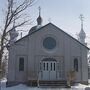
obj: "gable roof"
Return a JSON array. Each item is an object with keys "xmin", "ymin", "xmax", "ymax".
[{"xmin": 15, "ymin": 23, "xmax": 90, "ymax": 50}]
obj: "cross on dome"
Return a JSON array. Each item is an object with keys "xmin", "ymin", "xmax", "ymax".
[
  {"xmin": 78, "ymin": 14, "xmax": 86, "ymax": 45},
  {"xmin": 38, "ymin": 6, "xmax": 41, "ymax": 16},
  {"xmin": 37, "ymin": 6, "xmax": 42, "ymax": 25},
  {"xmin": 79, "ymin": 14, "xmax": 84, "ymax": 30}
]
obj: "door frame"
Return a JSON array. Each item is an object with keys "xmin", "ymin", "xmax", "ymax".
[
  {"xmin": 15, "ymin": 55, "xmax": 28, "ymax": 82},
  {"xmin": 39, "ymin": 58, "xmax": 57, "ymax": 80}
]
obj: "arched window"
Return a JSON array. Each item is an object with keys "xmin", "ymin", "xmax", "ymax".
[
  {"xmin": 19, "ymin": 57, "xmax": 24, "ymax": 71},
  {"xmin": 74, "ymin": 58, "xmax": 78, "ymax": 72}
]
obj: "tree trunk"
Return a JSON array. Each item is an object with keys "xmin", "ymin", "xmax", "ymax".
[{"xmin": 0, "ymin": 35, "xmax": 4, "ymax": 69}]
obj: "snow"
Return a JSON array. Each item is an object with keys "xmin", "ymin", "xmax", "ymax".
[{"xmin": 1, "ymin": 79, "xmax": 90, "ymax": 90}]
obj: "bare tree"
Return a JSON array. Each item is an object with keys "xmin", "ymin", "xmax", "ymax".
[
  {"xmin": 67, "ymin": 70, "xmax": 76, "ymax": 87},
  {"xmin": 0, "ymin": 0, "xmax": 36, "ymax": 71}
]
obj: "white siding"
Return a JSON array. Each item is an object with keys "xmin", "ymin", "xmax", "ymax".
[{"xmin": 7, "ymin": 23, "xmax": 89, "ymax": 83}]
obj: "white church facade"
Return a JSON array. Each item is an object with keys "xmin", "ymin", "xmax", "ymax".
[{"xmin": 7, "ymin": 12, "xmax": 89, "ymax": 86}]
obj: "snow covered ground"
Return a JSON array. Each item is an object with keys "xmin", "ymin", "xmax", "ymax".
[{"xmin": 1, "ymin": 79, "xmax": 90, "ymax": 90}]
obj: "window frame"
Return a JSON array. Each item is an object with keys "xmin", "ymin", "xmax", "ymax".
[
  {"xmin": 19, "ymin": 57, "xmax": 24, "ymax": 71},
  {"xmin": 43, "ymin": 37, "xmax": 56, "ymax": 50},
  {"xmin": 74, "ymin": 58, "xmax": 78, "ymax": 72}
]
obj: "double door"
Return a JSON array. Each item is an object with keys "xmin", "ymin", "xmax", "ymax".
[{"xmin": 41, "ymin": 61, "xmax": 57, "ymax": 80}]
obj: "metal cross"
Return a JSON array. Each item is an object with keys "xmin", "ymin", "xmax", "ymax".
[
  {"xmin": 38, "ymin": 6, "xmax": 41, "ymax": 15},
  {"xmin": 79, "ymin": 14, "xmax": 84, "ymax": 29},
  {"xmin": 79, "ymin": 14, "xmax": 84, "ymax": 23}
]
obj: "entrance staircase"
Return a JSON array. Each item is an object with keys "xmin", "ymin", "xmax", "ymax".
[{"xmin": 38, "ymin": 80, "xmax": 67, "ymax": 87}]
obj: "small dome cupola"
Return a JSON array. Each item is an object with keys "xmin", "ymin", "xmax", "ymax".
[
  {"xmin": 37, "ymin": 6, "xmax": 42, "ymax": 26},
  {"xmin": 9, "ymin": 18, "xmax": 18, "ymax": 45},
  {"xmin": 79, "ymin": 29, "xmax": 86, "ymax": 39},
  {"xmin": 29, "ymin": 6, "xmax": 43, "ymax": 34},
  {"xmin": 78, "ymin": 14, "xmax": 86, "ymax": 45}
]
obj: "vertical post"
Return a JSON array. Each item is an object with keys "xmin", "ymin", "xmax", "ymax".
[
  {"xmin": 79, "ymin": 14, "xmax": 84, "ymax": 30},
  {"xmin": 37, "ymin": 71, "xmax": 39, "ymax": 88},
  {"xmin": 38, "ymin": 6, "xmax": 41, "ymax": 16}
]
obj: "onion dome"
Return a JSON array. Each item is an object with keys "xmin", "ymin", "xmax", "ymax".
[
  {"xmin": 29, "ymin": 7, "xmax": 43, "ymax": 34},
  {"xmin": 79, "ymin": 29, "xmax": 86, "ymax": 39},
  {"xmin": 37, "ymin": 14, "xmax": 42, "ymax": 25}
]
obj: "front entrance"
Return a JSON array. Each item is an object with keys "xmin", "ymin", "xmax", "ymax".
[{"xmin": 40, "ymin": 58, "xmax": 57, "ymax": 80}]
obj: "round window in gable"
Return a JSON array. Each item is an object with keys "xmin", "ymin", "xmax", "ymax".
[{"xmin": 43, "ymin": 37, "xmax": 56, "ymax": 50}]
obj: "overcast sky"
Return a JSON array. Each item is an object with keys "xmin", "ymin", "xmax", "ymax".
[{"xmin": 0, "ymin": 0, "xmax": 90, "ymax": 46}]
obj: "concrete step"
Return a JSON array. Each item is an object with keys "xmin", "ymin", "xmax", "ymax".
[{"xmin": 39, "ymin": 80, "xmax": 67, "ymax": 87}]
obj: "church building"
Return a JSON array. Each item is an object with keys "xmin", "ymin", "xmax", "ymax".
[{"xmin": 7, "ymin": 9, "xmax": 89, "ymax": 86}]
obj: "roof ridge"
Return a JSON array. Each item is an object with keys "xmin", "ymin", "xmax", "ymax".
[{"xmin": 15, "ymin": 22, "xmax": 90, "ymax": 50}]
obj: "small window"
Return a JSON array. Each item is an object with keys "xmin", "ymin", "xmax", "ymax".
[
  {"xmin": 19, "ymin": 57, "xmax": 24, "ymax": 71},
  {"xmin": 74, "ymin": 58, "xmax": 78, "ymax": 72},
  {"xmin": 51, "ymin": 63, "xmax": 52, "ymax": 71},
  {"xmin": 47, "ymin": 63, "xmax": 48, "ymax": 70},
  {"xmin": 43, "ymin": 63, "xmax": 45, "ymax": 70},
  {"xmin": 54, "ymin": 63, "xmax": 55, "ymax": 71}
]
